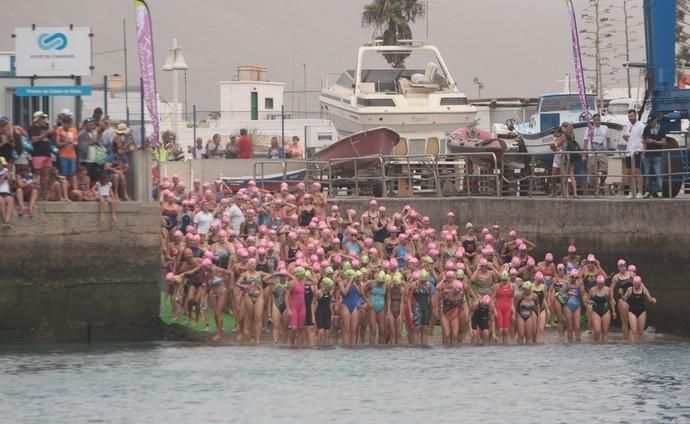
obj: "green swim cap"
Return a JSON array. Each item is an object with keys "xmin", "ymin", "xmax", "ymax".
[
  {"xmin": 294, "ymin": 267, "xmax": 306, "ymax": 276},
  {"xmin": 523, "ymin": 281, "xmax": 533, "ymax": 291},
  {"xmin": 343, "ymin": 269, "xmax": 356, "ymax": 278},
  {"xmin": 420, "ymin": 270, "xmax": 430, "ymax": 280},
  {"xmin": 343, "ymin": 261, "xmax": 352, "ymax": 270},
  {"xmin": 305, "ymin": 270, "xmax": 312, "ymax": 279},
  {"xmin": 422, "ymin": 256, "xmax": 434, "ymax": 265},
  {"xmin": 359, "ymin": 267, "xmax": 368, "ymax": 275},
  {"xmin": 361, "ymin": 255, "xmax": 370, "ymax": 265},
  {"xmin": 354, "ymin": 270, "xmax": 362, "ymax": 279},
  {"xmin": 501, "ymin": 270, "xmax": 509, "ymax": 281},
  {"xmin": 324, "ymin": 266, "xmax": 334, "ymax": 275},
  {"xmin": 376, "ymin": 271, "xmax": 387, "ymax": 282},
  {"xmin": 385, "ymin": 274, "xmax": 392, "ymax": 283},
  {"xmin": 321, "ymin": 277, "xmax": 334, "ymax": 289},
  {"xmin": 456, "ymin": 270, "xmax": 465, "ymax": 279},
  {"xmin": 392, "ymin": 274, "xmax": 403, "ymax": 285}
]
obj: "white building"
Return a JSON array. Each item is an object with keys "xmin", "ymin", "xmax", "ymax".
[{"xmin": 170, "ymin": 65, "xmax": 337, "ymax": 156}]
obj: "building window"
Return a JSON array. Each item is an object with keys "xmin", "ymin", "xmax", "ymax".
[{"xmin": 265, "ymin": 97, "xmax": 274, "ymax": 110}]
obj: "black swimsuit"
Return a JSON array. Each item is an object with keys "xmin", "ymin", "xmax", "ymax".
[
  {"xmin": 628, "ymin": 290, "xmax": 646, "ymax": 317},
  {"xmin": 315, "ymin": 292, "xmax": 332, "ymax": 330}
]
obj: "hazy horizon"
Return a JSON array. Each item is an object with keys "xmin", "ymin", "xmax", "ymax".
[{"xmin": 0, "ymin": 0, "xmax": 645, "ymax": 112}]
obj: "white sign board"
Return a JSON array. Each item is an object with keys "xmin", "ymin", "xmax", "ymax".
[{"xmin": 15, "ymin": 27, "xmax": 92, "ymax": 77}]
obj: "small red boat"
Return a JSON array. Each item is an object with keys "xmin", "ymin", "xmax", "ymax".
[
  {"xmin": 446, "ymin": 127, "xmax": 507, "ymax": 160},
  {"xmin": 314, "ymin": 127, "xmax": 400, "ymax": 174}
]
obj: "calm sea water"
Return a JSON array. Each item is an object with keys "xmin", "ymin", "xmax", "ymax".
[{"xmin": 1, "ymin": 341, "xmax": 689, "ymax": 424}]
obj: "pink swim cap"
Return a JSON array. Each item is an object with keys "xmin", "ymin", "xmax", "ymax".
[
  {"xmin": 479, "ymin": 258, "xmax": 488, "ymax": 266},
  {"xmin": 204, "ymin": 251, "xmax": 214, "ymax": 260},
  {"xmin": 456, "ymin": 262, "xmax": 465, "ymax": 270},
  {"xmin": 509, "ymin": 268, "xmax": 518, "ymax": 277},
  {"xmin": 313, "ymin": 182, "xmax": 321, "ymax": 190},
  {"xmin": 312, "ymin": 263, "xmax": 321, "ymax": 272},
  {"xmin": 257, "ymin": 247, "xmax": 266, "ymax": 255},
  {"xmin": 453, "ymin": 280, "xmax": 464, "ymax": 291},
  {"xmin": 481, "ymin": 294, "xmax": 491, "ymax": 305},
  {"xmin": 333, "ymin": 255, "xmax": 342, "ymax": 264},
  {"xmin": 378, "ymin": 206, "xmax": 386, "ymax": 213},
  {"xmin": 389, "ymin": 258, "xmax": 398, "ymax": 269},
  {"xmin": 527, "ymin": 257, "xmax": 535, "ymax": 267},
  {"xmin": 569, "ymin": 269, "xmax": 579, "ymax": 277},
  {"xmin": 247, "ymin": 258, "xmax": 257, "ymax": 267},
  {"xmin": 165, "ymin": 272, "xmax": 175, "ymax": 282},
  {"xmin": 508, "ymin": 230, "xmax": 517, "ymax": 237},
  {"xmin": 288, "ymin": 232, "xmax": 297, "ymax": 240},
  {"xmin": 455, "ymin": 248, "xmax": 465, "ymax": 258},
  {"xmin": 535, "ymin": 271, "xmax": 544, "ymax": 281},
  {"xmin": 320, "ymin": 259, "xmax": 329, "ymax": 268},
  {"xmin": 382, "ymin": 260, "xmax": 391, "ymax": 270},
  {"xmin": 429, "ymin": 249, "xmax": 439, "ymax": 257},
  {"xmin": 278, "ymin": 261, "xmax": 286, "ymax": 270},
  {"xmin": 445, "ymin": 271, "xmax": 455, "ymax": 278},
  {"xmin": 447, "ymin": 211, "xmax": 455, "ymax": 217},
  {"xmin": 568, "ymin": 244, "xmax": 576, "ymax": 253},
  {"xmin": 617, "ymin": 259, "xmax": 626, "ymax": 267},
  {"xmin": 519, "ymin": 243, "xmax": 527, "ymax": 251},
  {"xmin": 633, "ymin": 275, "xmax": 642, "ymax": 285},
  {"xmin": 557, "ymin": 263, "xmax": 565, "ymax": 271},
  {"xmin": 399, "ymin": 233, "xmax": 408, "ymax": 241},
  {"xmin": 364, "ymin": 238, "xmax": 374, "ymax": 247},
  {"xmin": 297, "ymin": 182, "xmax": 305, "ymax": 191},
  {"xmin": 481, "ymin": 228, "xmax": 490, "ymax": 235},
  {"xmin": 628, "ymin": 264, "xmax": 637, "ymax": 273},
  {"xmin": 368, "ymin": 247, "xmax": 378, "ymax": 256},
  {"xmin": 511, "ymin": 257, "xmax": 521, "ymax": 267},
  {"xmin": 202, "ymin": 258, "xmax": 213, "ymax": 267},
  {"xmin": 596, "ymin": 275, "xmax": 605, "ymax": 284},
  {"xmin": 445, "ymin": 260, "xmax": 455, "ymax": 270},
  {"xmin": 411, "ymin": 270, "xmax": 421, "ymax": 280},
  {"xmin": 587, "ymin": 254, "xmax": 596, "ymax": 262}
]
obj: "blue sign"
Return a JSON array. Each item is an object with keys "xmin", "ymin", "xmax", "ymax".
[
  {"xmin": 15, "ymin": 85, "xmax": 92, "ymax": 97},
  {"xmin": 38, "ymin": 33, "xmax": 68, "ymax": 51}
]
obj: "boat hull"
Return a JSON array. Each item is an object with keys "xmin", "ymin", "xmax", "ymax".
[
  {"xmin": 314, "ymin": 127, "xmax": 400, "ymax": 173},
  {"xmin": 446, "ymin": 127, "xmax": 507, "ymax": 161},
  {"xmin": 321, "ymin": 98, "xmax": 476, "ymax": 138}
]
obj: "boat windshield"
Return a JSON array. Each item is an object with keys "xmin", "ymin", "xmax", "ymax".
[
  {"xmin": 607, "ymin": 103, "xmax": 631, "ymax": 116},
  {"xmin": 540, "ymin": 95, "xmax": 597, "ymax": 113},
  {"xmin": 358, "ymin": 48, "xmax": 449, "ymax": 93}
]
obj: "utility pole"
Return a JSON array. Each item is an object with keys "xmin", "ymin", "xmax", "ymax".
[{"xmin": 623, "ymin": 0, "xmax": 632, "ymax": 98}]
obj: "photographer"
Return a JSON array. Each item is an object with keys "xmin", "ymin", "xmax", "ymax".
[{"xmin": 28, "ymin": 111, "xmax": 54, "ymax": 200}]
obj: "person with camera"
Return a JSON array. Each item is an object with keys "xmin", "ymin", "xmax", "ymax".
[{"xmin": 642, "ymin": 114, "xmax": 667, "ymax": 198}]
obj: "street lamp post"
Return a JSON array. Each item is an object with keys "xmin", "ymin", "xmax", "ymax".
[
  {"xmin": 162, "ymin": 38, "xmax": 189, "ymax": 137},
  {"xmin": 472, "ymin": 77, "xmax": 484, "ymax": 99}
]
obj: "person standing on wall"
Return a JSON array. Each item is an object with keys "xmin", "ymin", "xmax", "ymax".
[
  {"xmin": 237, "ymin": 128, "xmax": 253, "ymax": 159},
  {"xmin": 285, "ymin": 136, "xmax": 303, "ymax": 159},
  {"xmin": 78, "ymin": 118, "xmax": 100, "ymax": 183},
  {"xmin": 28, "ymin": 111, "xmax": 54, "ymax": 200},
  {"xmin": 641, "ymin": 114, "xmax": 666, "ymax": 198},
  {"xmin": 622, "ymin": 109, "xmax": 645, "ymax": 199},
  {"xmin": 583, "ymin": 113, "xmax": 610, "ymax": 195}
]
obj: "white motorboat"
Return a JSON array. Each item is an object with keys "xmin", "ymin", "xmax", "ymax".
[
  {"xmin": 512, "ymin": 93, "xmax": 624, "ymax": 155},
  {"xmin": 319, "ymin": 40, "xmax": 476, "ymax": 155}
]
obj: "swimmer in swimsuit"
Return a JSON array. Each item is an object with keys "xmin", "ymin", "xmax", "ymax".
[
  {"xmin": 587, "ymin": 274, "xmax": 616, "ymax": 343},
  {"xmin": 364, "ymin": 271, "xmax": 388, "ymax": 346},
  {"xmin": 623, "ymin": 276, "xmax": 657, "ymax": 342},
  {"xmin": 339, "ymin": 268, "xmax": 364, "ymax": 347},
  {"xmin": 386, "ymin": 272, "xmax": 406, "ymax": 345},
  {"xmin": 563, "ymin": 269, "xmax": 586, "ymax": 342},
  {"xmin": 514, "ymin": 281, "xmax": 540, "ymax": 344}
]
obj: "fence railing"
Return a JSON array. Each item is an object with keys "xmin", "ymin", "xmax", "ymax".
[{"xmin": 243, "ymin": 147, "xmax": 689, "ymax": 199}]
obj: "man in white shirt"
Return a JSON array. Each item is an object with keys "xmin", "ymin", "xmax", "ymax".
[
  {"xmin": 193, "ymin": 201, "xmax": 214, "ymax": 239},
  {"xmin": 622, "ymin": 109, "xmax": 645, "ymax": 198},
  {"xmin": 224, "ymin": 196, "xmax": 245, "ymax": 234},
  {"xmin": 584, "ymin": 113, "xmax": 611, "ymax": 194}
]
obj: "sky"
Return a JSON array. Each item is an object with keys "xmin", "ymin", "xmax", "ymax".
[{"xmin": 0, "ymin": 0, "xmax": 646, "ymax": 112}]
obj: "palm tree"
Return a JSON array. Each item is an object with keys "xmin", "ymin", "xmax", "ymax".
[{"xmin": 361, "ymin": 0, "xmax": 426, "ymax": 67}]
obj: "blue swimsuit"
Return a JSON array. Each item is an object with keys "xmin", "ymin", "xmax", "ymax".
[
  {"xmin": 566, "ymin": 284, "xmax": 581, "ymax": 312},
  {"xmin": 370, "ymin": 284, "xmax": 387, "ymax": 313}
]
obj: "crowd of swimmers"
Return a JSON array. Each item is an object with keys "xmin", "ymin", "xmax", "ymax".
[{"xmin": 159, "ymin": 176, "xmax": 658, "ymax": 345}]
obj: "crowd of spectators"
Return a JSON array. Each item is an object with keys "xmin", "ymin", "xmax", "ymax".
[
  {"xmin": 186, "ymin": 132, "xmax": 304, "ymax": 160},
  {"xmin": 0, "ymin": 107, "xmax": 135, "ymax": 224}
]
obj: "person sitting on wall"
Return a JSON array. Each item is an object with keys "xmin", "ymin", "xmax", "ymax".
[{"xmin": 105, "ymin": 145, "xmax": 131, "ymax": 201}]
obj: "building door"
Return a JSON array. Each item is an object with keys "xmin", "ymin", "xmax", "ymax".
[
  {"xmin": 250, "ymin": 92, "xmax": 258, "ymax": 120},
  {"xmin": 12, "ymin": 92, "xmax": 50, "ymax": 128}
]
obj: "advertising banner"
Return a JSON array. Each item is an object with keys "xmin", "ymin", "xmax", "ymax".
[{"xmin": 15, "ymin": 26, "xmax": 92, "ymax": 77}]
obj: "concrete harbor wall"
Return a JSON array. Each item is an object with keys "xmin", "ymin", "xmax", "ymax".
[
  {"xmin": 0, "ymin": 202, "xmax": 161, "ymax": 343},
  {"xmin": 335, "ymin": 197, "xmax": 690, "ymax": 337}
]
